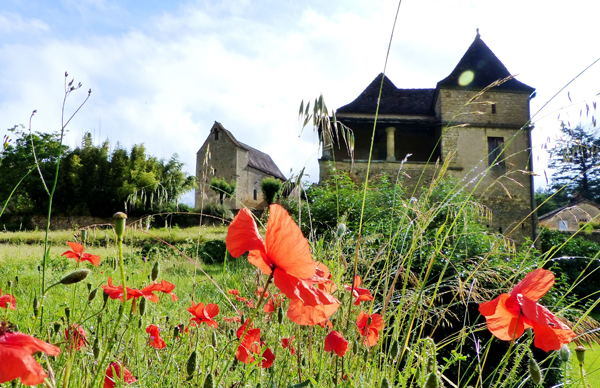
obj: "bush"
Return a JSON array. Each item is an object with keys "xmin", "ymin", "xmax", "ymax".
[
  {"xmin": 261, "ymin": 177, "xmax": 282, "ymax": 205},
  {"xmin": 200, "ymin": 202, "xmax": 233, "ymax": 223},
  {"xmin": 200, "ymin": 239, "xmax": 232, "ymax": 264}
]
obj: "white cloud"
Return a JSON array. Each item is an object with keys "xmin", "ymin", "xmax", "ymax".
[{"xmin": 0, "ymin": 12, "xmax": 49, "ymax": 34}]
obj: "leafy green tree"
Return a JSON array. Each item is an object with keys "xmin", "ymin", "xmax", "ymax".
[
  {"xmin": 548, "ymin": 124, "xmax": 600, "ymax": 201},
  {"xmin": 534, "ymin": 188, "xmax": 568, "ymax": 217},
  {"xmin": 210, "ymin": 177, "xmax": 236, "ymax": 205},
  {"xmin": 261, "ymin": 177, "xmax": 282, "ymax": 205}
]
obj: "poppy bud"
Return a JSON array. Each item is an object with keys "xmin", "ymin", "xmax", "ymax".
[
  {"xmin": 151, "ymin": 261, "xmax": 160, "ymax": 281},
  {"xmin": 65, "ymin": 307, "xmax": 71, "ymax": 321},
  {"xmin": 93, "ymin": 337, "xmax": 100, "ymax": 359},
  {"xmin": 138, "ymin": 317, "xmax": 142, "ymax": 329},
  {"xmin": 60, "ymin": 269, "xmax": 91, "ymax": 285},
  {"xmin": 240, "ymin": 315, "xmax": 245, "ymax": 325},
  {"xmin": 277, "ymin": 307, "xmax": 284, "ymax": 324},
  {"xmin": 81, "ymin": 229, "xmax": 88, "ymax": 242},
  {"xmin": 53, "ymin": 322, "xmax": 61, "ymax": 334},
  {"xmin": 352, "ymin": 340, "xmax": 358, "ymax": 355},
  {"xmin": 113, "ymin": 212, "xmax": 127, "ymax": 240},
  {"xmin": 363, "ymin": 349, "xmax": 369, "ymax": 363},
  {"xmin": 211, "ymin": 331, "xmax": 217, "ymax": 348},
  {"xmin": 336, "ymin": 223, "xmax": 346, "ymax": 238},
  {"xmin": 103, "ymin": 291, "xmax": 109, "ymax": 306},
  {"xmin": 203, "ymin": 373, "xmax": 214, "ymax": 388},
  {"xmin": 559, "ymin": 344, "xmax": 571, "ymax": 362},
  {"xmin": 389, "ymin": 339, "xmax": 399, "ymax": 361},
  {"xmin": 86, "ymin": 282, "xmax": 92, "ymax": 291},
  {"xmin": 367, "ymin": 316, "xmax": 372, "ymax": 326},
  {"xmin": 256, "ymin": 384, "xmax": 262, "ymax": 388},
  {"xmin": 424, "ymin": 372, "xmax": 439, "ymax": 388},
  {"xmin": 229, "ymin": 329, "xmax": 234, "ymax": 339},
  {"xmin": 14, "ymin": 275, "xmax": 18, "ymax": 285},
  {"xmin": 88, "ymin": 289, "xmax": 97, "ymax": 303},
  {"xmin": 380, "ymin": 377, "xmax": 390, "ymax": 388},
  {"xmin": 173, "ymin": 325, "xmax": 180, "ymax": 339},
  {"xmin": 302, "ymin": 357, "xmax": 307, "ymax": 367},
  {"xmin": 139, "ymin": 297, "xmax": 146, "ymax": 317},
  {"xmin": 165, "ymin": 316, "xmax": 170, "ymax": 323},
  {"xmin": 186, "ymin": 350, "xmax": 197, "ymax": 377},
  {"xmin": 33, "ymin": 296, "xmax": 39, "ymax": 318},
  {"xmin": 575, "ymin": 345, "xmax": 586, "ymax": 365},
  {"xmin": 528, "ymin": 357, "xmax": 542, "ymax": 385},
  {"xmin": 7, "ymin": 280, "xmax": 12, "ymax": 289}
]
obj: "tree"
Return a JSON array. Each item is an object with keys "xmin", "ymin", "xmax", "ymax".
[
  {"xmin": 210, "ymin": 177, "xmax": 236, "ymax": 205},
  {"xmin": 548, "ymin": 124, "xmax": 600, "ymax": 202},
  {"xmin": 261, "ymin": 177, "xmax": 282, "ymax": 205}
]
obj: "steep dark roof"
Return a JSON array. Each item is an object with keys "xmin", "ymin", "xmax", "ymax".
[
  {"xmin": 337, "ymin": 73, "xmax": 435, "ymax": 116},
  {"xmin": 437, "ymin": 34, "xmax": 535, "ymax": 93},
  {"xmin": 215, "ymin": 122, "xmax": 287, "ymax": 181}
]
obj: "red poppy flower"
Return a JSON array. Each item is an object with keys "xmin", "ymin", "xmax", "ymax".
[
  {"xmin": 317, "ymin": 319, "xmax": 333, "ymax": 329},
  {"xmin": 264, "ymin": 293, "xmax": 284, "ymax": 320},
  {"xmin": 228, "ymin": 289, "xmax": 240, "ymax": 296},
  {"xmin": 0, "ymin": 330, "xmax": 61, "ymax": 385},
  {"xmin": 281, "ymin": 336, "xmax": 295, "ymax": 354},
  {"xmin": 356, "ymin": 311, "xmax": 384, "ymax": 347},
  {"xmin": 227, "ymin": 205, "xmax": 340, "ymax": 325},
  {"xmin": 145, "ymin": 325, "xmax": 166, "ymax": 349},
  {"xmin": 61, "ymin": 242, "xmax": 100, "ymax": 266},
  {"xmin": 187, "ymin": 301, "xmax": 219, "ymax": 328},
  {"xmin": 103, "ymin": 362, "xmax": 136, "ymax": 388},
  {"xmin": 235, "ymin": 296, "xmax": 248, "ymax": 303},
  {"xmin": 101, "ymin": 277, "xmax": 124, "ymax": 300},
  {"xmin": 0, "ymin": 289, "xmax": 16, "ymax": 310},
  {"xmin": 235, "ymin": 322, "xmax": 274, "ymax": 368},
  {"xmin": 478, "ymin": 268, "xmax": 577, "ymax": 352},
  {"xmin": 157, "ymin": 280, "xmax": 178, "ymax": 301},
  {"xmin": 344, "ymin": 275, "xmax": 374, "ymax": 306},
  {"xmin": 324, "ymin": 331, "xmax": 349, "ymax": 357},
  {"xmin": 65, "ymin": 324, "xmax": 88, "ymax": 351},
  {"xmin": 223, "ymin": 316, "xmax": 242, "ymax": 323},
  {"xmin": 256, "ymin": 287, "xmax": 270, "ymax": 298}
]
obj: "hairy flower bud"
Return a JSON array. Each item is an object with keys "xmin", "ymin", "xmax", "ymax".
[
  {"xmin": 32, "ymin": 296, "xmax": 39, "ymax": 318},
  {"xmin": 380, "ymin": 377, "xmax": 390, "ymax": 388},
  {"xmin": 151, "ymin": 261, "xmax": 160, "ymax": 281},
  {"xmin": 277, "ymin": 307, "xmax": 284, "ymax": 325},
  {"xmin": 186, "ymin": 350, "xmax": 198, "ymax": 377},
  {"xmin": 60, "ymin": 269, "xmax": 91, "ymax": 285},
  {"xmin": 81, "ymin": 229, "xmax": 88, "ymax": 243},
  {"xmin": 528, "ymin": 357, "xmax": 542, "ymax": 385},
  {"xmin": 53, "ymin": 322, "xmax": 61, "ymax": 334},
  {"xmin": 113, "ymin": 212, "xmax": 127, "ymax": 240},
  {"xmin": 336, "ymin": 223, "xmax": 347, "ymax": 238},
  {"xmin": 65, "ymin": 307, "xmax": 71, "ymax": 321},
  {"xmin": 559, "ymin": 344, "xmax": 571, "ymax": 362},
  {"xmin": 139, "ymin": 297, "xmax": 146, "ymax": 317},
  {"xmin": 173, "ymin": 325, "xmax": 181, "ymax": 340},
  {"xmin": 203, "ymin": 373, "xmax": 214, "ymax": 388},
  {"xmin": 93, "ymin": 337, "xmax": 100, "ymax": 359},
  {"xmin": 352, "ymin": 340, "xmax": 358, "ymax": 355},
  {"xmin": 211, "ymin": 331, "xmax": 217, "ymax": 348},
  {"xmin": 424, "ymin": 372, "xmax": 439, "ymax": 388},
  {"xmin": 88, "ymin": 289, "xmax": 97, "ymax": 303}
]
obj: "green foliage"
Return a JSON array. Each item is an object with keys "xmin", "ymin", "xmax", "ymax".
[
  {"xmin": 0, "ymin": 130, "xmax": 195, "ymax": 218},
  {"xmin": 534, "ymin": 188, "xmax": 568, "ymax": 217},
  {"xmin": 209, "ymin": 177, "xmax": 236, "ymax": 205},
  {"xmin": 201, "ymin": 202, "xmax": 234, "ymax": 222},
  {"xmin": 200, "ymin": 239, "xmax": 232, "ymax": 264},
  {"xmin": 260, "ymin": 177, "xmax": 282, "ymax": 205}
]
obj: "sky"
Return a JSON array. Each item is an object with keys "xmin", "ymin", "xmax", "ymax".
[{"xmin": 1, "ymin": 0, "xmax": 599, "ymax": 205}]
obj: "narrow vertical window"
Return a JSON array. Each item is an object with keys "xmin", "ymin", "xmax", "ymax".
[
  {"xmin": 214, "ymin": 130, "xmax": 219, "ymax": 141},
  {"xmin": 253, "ymin": 189, "xmax": 257, "ymax": 201},
  {"xmin": 488, "ymin": 137, "xmax": 505, "ymax": 167},
  {"xmin": 491, "ymin": 104, "xmax": 497, "ymax": 114}
]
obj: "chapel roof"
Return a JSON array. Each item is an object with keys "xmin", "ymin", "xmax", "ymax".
[{"xmin": 213, "ymin": 122, "xmax": 287, "ymax": 181}]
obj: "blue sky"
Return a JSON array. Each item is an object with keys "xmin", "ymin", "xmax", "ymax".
[{"xmin": 1, "ymin": 0, "xmax": 599, "ymax": 205}]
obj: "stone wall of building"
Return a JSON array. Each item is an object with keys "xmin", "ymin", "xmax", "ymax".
[{"xmin": 195, "ymin": 128, "xmax": 239, "ymax": 209}]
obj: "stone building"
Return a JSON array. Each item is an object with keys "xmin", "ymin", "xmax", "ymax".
[
  {"xmin": 195, "ymin": 121, "xmax": 286, "ymax": 210},
  {"xmin": 539, "ymin": 197, "xmax": 600, "ymax": 232},
  {"xmin": 320, "ymin": 33, "xmax": 537, "ymax": 242}
]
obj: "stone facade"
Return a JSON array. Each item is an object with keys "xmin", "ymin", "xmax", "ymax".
[
  {"xmin": 195, "ymin": 122, "xmax": 286, "ymax": 210},
  {"xmin": 320, "ymin": 33, "xmax": 537, "ymax": 243}
]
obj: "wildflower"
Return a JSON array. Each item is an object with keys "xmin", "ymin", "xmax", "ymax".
[
  {"xmin": 478, "ymin": 269, "xmax": 577, "ymax": 352},
  {"xmin": 324, "ymin": 331, "xmax": 349, "ymax": 357},
  {"xmin": 255, "ymin": 287, "xmax": 270, "ymax": 298},
  {"xmin": 235, "ymin": 321, "xmax": 274, "ymax": 368},
  {"xmin": 187, "ymin": 301, "xmax": 219, "ymax": 328},
  {"xmin": 65, "ymin": 324, "xmax": 88, "ymax": 351},
  {"xmin": 235, "ymin": 295, "xmax": 248, "ymax": 303},
  {"xmin": 357, "ymin": 311, "xmax": 384, "ymax": 347},
  {"xmin": 103, "ymin": 362, "xmax": 136, "ymax": 388},
  {"xmin": 0, "ymin": 326, "xmax": 61, "ymax": 385},
  {"xmin": 228, "ymin": 289, "xmax": 240, "ymax": 296},
  {"xmin": 156, "ymin": 280, "xmax": 178, "ymax": 301},
  {"xmin": 281, "ymin": 336, "xmax": 295, "ymax": 354},
  {"xmin": 264, "ymin": 293, "xmax": 284, "ymax": 320},
  {"xmin": 344, "ymin": 275, "xmax": 374, "ymax": 305},
  {"xmin": 61, "ymin": 242, "xmax": 100, "ymax": 266},
  {"xmin": 223, "ymin": 316, "xmax": 242, "ymax": 323},
  {"xmin": 101, "ymin": 278, "xmax": 176, "ymax": 303},
  {"xmin": 145, "ymin": 324, "xmax": 166, "ymax": 349},
  {"xmin": 0, "ymin": 289, "xmax": 16, "ymax": 310},
  {"xmin": 226, "ymin": 205, "xmax": 340, "ymax": 325}
]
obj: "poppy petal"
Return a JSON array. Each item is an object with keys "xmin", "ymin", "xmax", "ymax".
[
  {"xmin": 248, "ymin": 250, "xmax": 273, "ymax": 275},
  {"xmin": 511, "ymin": 268, "xmax": 555, "ymax": 301},
  {"xmin": 265, "ymin": 205, "xmax": 316, "ymax": 279},
  {"xmin": 226, "ymin": 209, "xmax": 267, "ymax": 258},
  {"xmin": 324, "ymin": 331, "xmax": 349, "ymax": 357},
  {"xmin": 67, "ymin": 242, "xmax": 84, "ymax": 254}
]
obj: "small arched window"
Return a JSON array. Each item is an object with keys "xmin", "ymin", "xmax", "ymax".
[{"xmin": 253, "ymin": 189, "xmax": 258, "ymax": 201}]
